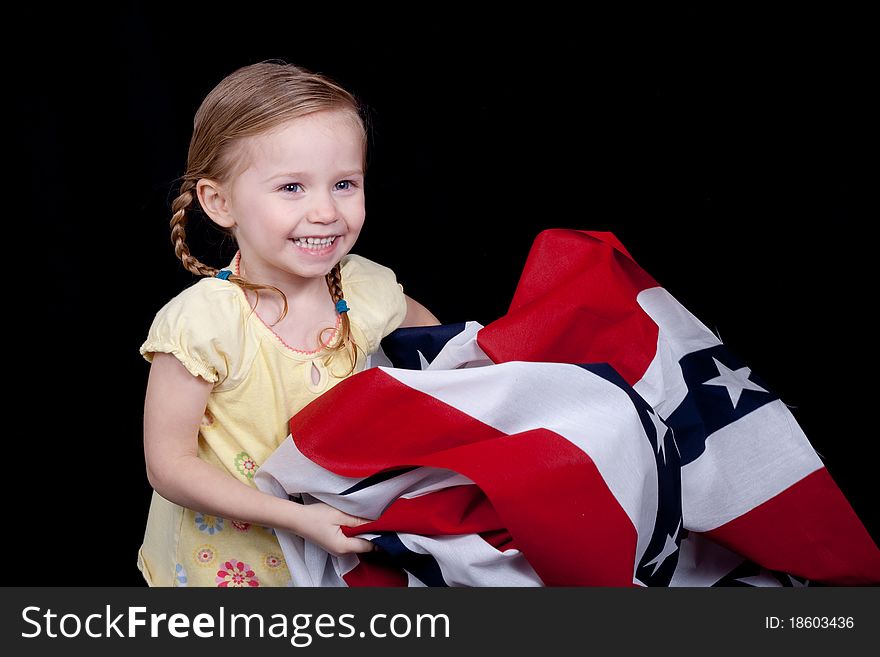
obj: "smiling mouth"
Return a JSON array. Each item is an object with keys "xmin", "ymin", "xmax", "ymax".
[{"xmin": 290, "ymin": 236, "xmax": 339, "ymax": 249}]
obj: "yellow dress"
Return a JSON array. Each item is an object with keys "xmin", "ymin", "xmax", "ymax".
[{"xmin": 137, "ymin": 251, "xmax": 407, "ymax": 587}]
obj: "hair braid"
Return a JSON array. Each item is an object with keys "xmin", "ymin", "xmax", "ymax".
[
  {"xmin": 170, "ymin": 180, "xmax": 219, "ymax": 278},
  {"xmin": 326, "ymin": 263, "xmax": 345, "ymax": 306},
  {"xmin": 170, "ymin": 179, "xmax": 290, "ymax": 323},
  {"xmin": 320, "ymin": 263, "xmax": 360, "ymax": 376}
]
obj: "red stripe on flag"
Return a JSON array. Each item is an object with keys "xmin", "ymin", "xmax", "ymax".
[
  {"xmin": 343, "ymin": 484, "xmax": 501, "ymax": 537},
  {"xmin": 429, "ymin": 426, "xmax": 637, "ymax": 586},
  {"xmin": 477, "ymin": 229, "xmax": 660, "ymax": 385},
  {"xmin": 294, "ymin": 369, "xmax": 638, "ymax": 586},
  {"xmin": 706, "ymin": 468, "xmax": 880, "ymax": 585},
  {"xmin": 292, "ymin": 371, "xmax": 502, "ymax": 476},
  {"xmin": 479, "ymin": 528, "xmax": 518, "ymax": 552},
  {"xmin": 342, "ymin": 483, "xmax": 522, "ymax": 553},
  {"xmin": 342, "ymin": 557, "xmax": 409, "ymax": 587}
]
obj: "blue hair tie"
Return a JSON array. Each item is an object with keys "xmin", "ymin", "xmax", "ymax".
[
  {"xmin": 335, "ymin": 299, "xmax": 350, "ymax": 314},
  {"xmin": 215, "ymin": 270, "xmax": 232, "ymax": 280}
]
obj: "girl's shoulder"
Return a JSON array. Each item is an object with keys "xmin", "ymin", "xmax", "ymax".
[
  {"xmin": 140, "ymin": 277, "xmax": 252, "ymax": 386},
  {"xmin": 150, "ymin": 276, "xmax": 247, "ymax": 338},
  {"xmin": 339, "ymin": 252, "xmax": 396, "ymax": 281},
  {"xmin": 164, "ymin": 275, "xmax": 244, "ymax": 317}
]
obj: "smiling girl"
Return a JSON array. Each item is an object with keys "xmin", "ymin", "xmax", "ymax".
[{"xmin": 138, "ymin": 60, "xmax": 439, "ymax": 587}]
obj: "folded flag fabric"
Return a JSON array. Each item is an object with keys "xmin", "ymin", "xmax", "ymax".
[{"xmin": 254, "ymin": 229, "xmax": 879, "ymax": 586}]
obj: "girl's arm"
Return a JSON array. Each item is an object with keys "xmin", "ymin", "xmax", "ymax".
[
  {"xmin": 400, "ymin": 294, "xmax": 441, "ymax": 327},
  {"xmin": 143, "ymin": 352, "xmax": 375, "ymax": 556}
]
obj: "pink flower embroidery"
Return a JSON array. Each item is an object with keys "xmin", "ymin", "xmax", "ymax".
[
  {"xmin": 194, "ymin": 545, "xmax": 216, "ymax": 566},
  {"xmin": 264, "ymin": 554, "xmax": 284, "ymax": 569},
  {"xmin": 234, "ymin": 452, "xmax": 258, "ymax": 479},
  {"xmin": 216, "ymin": 560, "xmax": 260, "ymax": 588},
  {"xmin": 231, "ymin": 520, "xmax": 251, "ymax": 532}
]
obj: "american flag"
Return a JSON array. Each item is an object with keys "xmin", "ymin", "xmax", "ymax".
[{"xmin": 254, "ymin": 230, "xmax": 879, "ymax": 586}]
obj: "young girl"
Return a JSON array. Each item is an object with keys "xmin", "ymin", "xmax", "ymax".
[{"xmin": 139, "ymin": 60, "xmax": 440, "ymax": 587}]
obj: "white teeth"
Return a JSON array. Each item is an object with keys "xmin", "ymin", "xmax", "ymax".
[{"xmin": 293, "ymin": 236, "xmax": 336, "ymax": 248}]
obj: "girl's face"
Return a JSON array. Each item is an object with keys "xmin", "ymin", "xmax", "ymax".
[{"xmin": 218, "ymin": 110, "xmax": 366, "ymax": 283}]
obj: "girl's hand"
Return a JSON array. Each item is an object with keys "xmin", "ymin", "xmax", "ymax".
[{"xmin": 294, "ymin": 501, "xmax": 377, "ymax": 556}]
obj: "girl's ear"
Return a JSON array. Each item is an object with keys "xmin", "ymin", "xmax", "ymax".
[{"xmin": 196, "ymin": 179, "xmax": 236, "ymax": 229}]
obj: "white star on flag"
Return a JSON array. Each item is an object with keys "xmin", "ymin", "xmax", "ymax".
[
  {"xmin": 786, "ymin": 574, "xmax": 809, "ymax": 588},
  {"xmin": 703, "ymin": 357, "xmax": 768, "ymax": 408},
  {"xmin": 417, "ymin": 349, "xmax": 431, "ymax": 370},
  {"xmin": 736, "ymin": 567, "xmax": 784, "ymax": 587},
  {"xmin": 644, "ymin": 519, "xmax": 681, "ymax": 575},
  {"xmin": 647, "ymin": 408, "xmax": 676, "ymax": 464}
]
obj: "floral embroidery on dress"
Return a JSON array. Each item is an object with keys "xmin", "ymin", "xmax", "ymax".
[
  {"xmin": 174, "ymin": 563, "xmax": 188, "ymax": 587},
  {"xmin": 264, "ymin": 554, "xmax": 285, "ymax": 569},
  {"xmin": 193, "ymin": 545, "xmax": 217, "ymax": 567},
  {"xmin": 195, "ymin": 513, "xmax": 224, "ymax": 535},
  {"xmin": 231, "ymin": 520, "xmax": 251, "ymax": 532},
  {"xmin": 216, "ymin": 560, "xmax": 260, "ymax": 588},
  {"xmin": 234, "ymin": 452, "xmax": 258, "ymax": 479}
]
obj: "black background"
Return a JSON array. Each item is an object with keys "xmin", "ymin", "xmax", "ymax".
[{"xmin": 11, "ymin": 5, "xmax": 875, "ymax": 585}]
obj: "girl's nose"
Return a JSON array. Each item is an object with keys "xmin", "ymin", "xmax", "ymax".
[{"xmin": 307, "ymin": 190, "xmax": 337, "ymax": 223}]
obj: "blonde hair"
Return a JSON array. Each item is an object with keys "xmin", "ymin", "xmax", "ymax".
[{"xmin": 170, "ymin": 59, "xmax": 367, "ymax": 375}]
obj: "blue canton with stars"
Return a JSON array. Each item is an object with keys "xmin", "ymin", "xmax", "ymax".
[{"xmin": 666, "ymin": 344, "xmax": 777, "ymax": 466}]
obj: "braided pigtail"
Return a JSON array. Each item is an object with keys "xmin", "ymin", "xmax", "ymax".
[
  {"xmin": 319, "ymin": 262, "xmax": 360, "ymax": 376},
  {"xmin": 170, "ymin": 180, "xmax": 219, "ymax": 278},
  {"xmin": 170, "ymin": 179, "xmax": 289, "ymax": 323}
]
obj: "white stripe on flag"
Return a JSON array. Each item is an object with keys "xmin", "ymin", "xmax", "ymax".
[
  {"xmin": 257, "ymin": 437, "xmax": 474, "ymax": 519},
  {"xmin": 681, "ymin": 399, "xmax": 823, "ymax": 531},
  {"xmin": 381, "ymin": 361, "xmax": 660, "ymax": 565},
  {"xmin": 394, "ymin": 533, "xmax": 543, "ymax": 586},
  {"xmin": 400, "ymin": 473, "xmax": 476, "ymax": 499},
  {"xmin": 633, "ymin": 287, "xmax": 721, "ymax": 414}
]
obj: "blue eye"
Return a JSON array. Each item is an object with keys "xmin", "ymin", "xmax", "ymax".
[
  {"xmin": 335, "ymin": 180, "xmax": 359, "ymax": 191},
  {"xmin": 281, "ymin": 183, "xmax": 303, "ymax": 193}
]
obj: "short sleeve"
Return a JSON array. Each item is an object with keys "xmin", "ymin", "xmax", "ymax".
[
  {"xmin": 139, "ymin": 278, "xmax": 246, "ymax": 385},
  {"xmin": 340, "ymin": 254, "xmax": 408, "ymax": 354}
]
